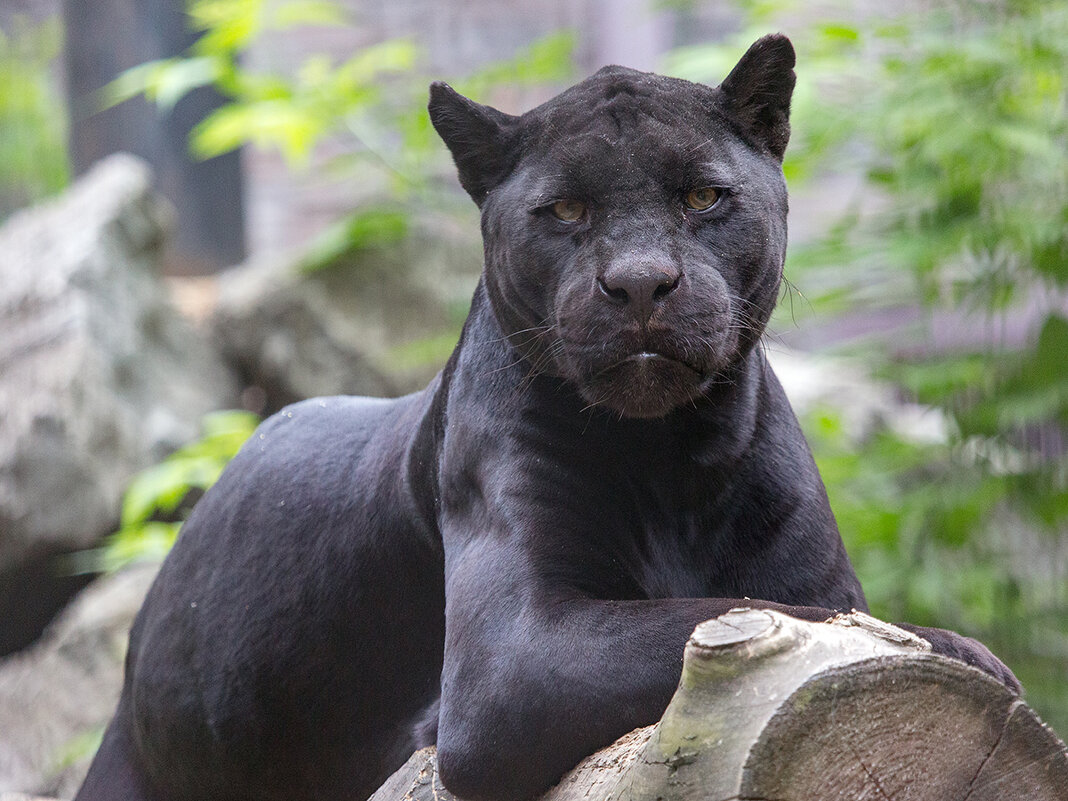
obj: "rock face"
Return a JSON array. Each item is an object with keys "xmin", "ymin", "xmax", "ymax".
[
  {"xmin": 210, "ymin": 216, "xmax": 482, "ymax": 413},
  {"xmin": 0, "ymin": 154, "xmax": 237, "ymax": 653},
  {"xmin": 0, "ymin": 563, "xmax": 157, "ymax": 797},
  {"xmin": 210, "ymin": 255, "xmax": 398, "ymax": 411}
]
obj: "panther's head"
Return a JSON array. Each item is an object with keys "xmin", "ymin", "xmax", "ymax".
[{"xmin": 429, "ymin": 35, "xmax": 795, "ymax": 419}]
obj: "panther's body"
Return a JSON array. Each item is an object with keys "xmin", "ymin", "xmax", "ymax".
[{"xmin": 75, "ymin": 35, "xmax": 1016, "ymax": 801}]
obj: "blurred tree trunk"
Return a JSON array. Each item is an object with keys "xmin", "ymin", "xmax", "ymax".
[{"xmin": 61, "ymin": 0, "xmax": 244, "ymax": 274}]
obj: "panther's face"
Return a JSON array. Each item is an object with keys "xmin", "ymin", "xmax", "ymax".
[{"xmin": 430, "ymin": 36, "xmax": 796, "ymax": 418}]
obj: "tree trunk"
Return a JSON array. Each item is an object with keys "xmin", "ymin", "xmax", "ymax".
[
  {"xmin": 61, "ymin": 0, "xmax": 245, "ymax": 274},
  {"xmin": 371, "ymin": 609, "xmax": 1068, "ymax": 801}
]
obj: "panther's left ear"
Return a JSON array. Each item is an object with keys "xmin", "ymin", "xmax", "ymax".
[
  {"xmin": 428, "ymin": 82, "xmax": 521, "ymax": 206},
  {"xmin": 717, "ymin": 34, "xmax": 796, "ymax": 160}
]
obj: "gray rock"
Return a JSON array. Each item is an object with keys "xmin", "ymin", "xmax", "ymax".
[
  {"xmin": 0, "ymin": 153, "xmax": 238, "ymax": 560},
  {"xmin": 211, "ymin": 214, "xmax": 481, "ymax": 411},
  {"xmin": 0, "ymin": 563, "xmax": 156, "ymax": 797},
  {"xmin": 0, "ymin": 154, "xmax": 237, "ymax": 648}
]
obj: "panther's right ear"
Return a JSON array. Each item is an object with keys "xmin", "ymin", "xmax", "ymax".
[{"xmin": 428, "ymin": 82, "xmax": 520, "ymax": 206}]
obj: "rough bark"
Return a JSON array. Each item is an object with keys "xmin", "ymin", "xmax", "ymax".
[{"xmin": 371, "ymin": 609, "xmax": 1068, "ymax": 801}]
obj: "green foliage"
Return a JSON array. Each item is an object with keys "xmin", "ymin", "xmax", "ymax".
[
  {"xmin": 103, "ymin": 0, "xmax": 414, "ymax": 166},
  {"xmin": 386, "ymin": 329, "xmax": 464, "ymax": 372},
  {"xmin": 75, "ymin": 411, "xmax": 259, "ymax": 574},
  {"xmin": 453, "ymin": 32, "xmax": 576, "ymax": 98},
  {"xmin": 668, "ymin": 0, "xmax": 1068, "ymax": 731},
  {"xmin": 0, "ymin": 16, "xmax": 70, "ymax": 219},
  {"xmin": 106, "ymin": 0, "xmax": 575, "ymax": 273},
  {"xmin": 297, "ymin": 207, "xmax": 411, "ymax": 272}
]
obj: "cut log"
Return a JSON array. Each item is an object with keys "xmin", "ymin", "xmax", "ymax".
[{"xmin": 371, "ymin": 609, "xmax": 1068, "ymax": 801}]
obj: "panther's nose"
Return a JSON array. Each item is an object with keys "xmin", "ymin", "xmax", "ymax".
[{"xmin": 597, "ymin": 263, "xmax": 681, "ymax": 324}]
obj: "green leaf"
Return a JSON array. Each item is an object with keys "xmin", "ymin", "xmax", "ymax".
[
  {"xmin": 199, "ymin": 409, "xmax": 260, "ymax": 440},
  {"xmin": 104, "ymin": 521, "xmax": 182, "ymax": 572},
  {"xmin": 189, "ymin": 0, "xmax": 263, "ymax": 54},
  {"xmin": 270, "ymin": 0, "xmax": 348, "ymax": 28},
  {"xmin": 298, "ymin": 207, "xmax": 410, "ymax": 272},
  {"xmin": 0, "ymin": 16, "xmax": 70, "ymax": 209},
  {"xmin": 1032, "ymin": 315, "xmax": 1068, "ymax": 383},
  {"xmin": 152, "ymin": 56, "xmax": 222, "ymax": 111},
  {"xmin": 99, "ymin": 59, "xmax": 175, "ymax": 109},
  {"xmin": 120, "ymin": 461, "xmax": 186, "ymax": 527},
  {"xmin": 343, "ymin": 208, "xmax": 408, "ymax": 249},
  {"xmin": 119, "ymin": 456, "xmax": 219, "ymax": 527},
  {"xmin": 103, "ymin": 410, "xmax": 258, "ymax": 570},
  {"xmin": 103, "ymin": 56, "xmax": 226, "ymax": 112},
  {"xmin": 818, "ymin": 23, "xmax": 860, "ymax": 42},
  {"xmin": 332, "ymin": 39, "xmax": 418, "ymax": 86},
  {"xmin": 190, "ymin": 99, "xmax": 324, "ymax": 164}
]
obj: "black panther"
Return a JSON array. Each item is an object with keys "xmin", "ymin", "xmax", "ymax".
[{"xmin": 75, "ymin": 34, "xmax": 1018, "ymax": 801}]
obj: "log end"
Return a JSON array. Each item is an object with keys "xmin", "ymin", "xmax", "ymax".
[{"xmin": 741, "ymin": 654, "xmax": 1068, "ymax": 800}]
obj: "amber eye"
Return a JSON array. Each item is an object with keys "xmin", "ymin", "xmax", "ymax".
[
  {"xmin": 550, "ymin": 199, "xmax": 587, "ymax": 222},
  {"xmin": 684, "ymin": 187, "xmax": 720, "ymax": 211}
]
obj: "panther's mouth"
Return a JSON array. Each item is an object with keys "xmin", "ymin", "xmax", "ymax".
[
  {"xmin": 583, "ymin": 350, "xmax": 706, "ymax": 418},
  {"xmin": 593, "ymin": 351, "xmax": 704, "ymax": 381}
]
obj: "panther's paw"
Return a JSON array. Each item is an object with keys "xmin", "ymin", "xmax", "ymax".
[{"xmin": 897, "ymin": 623, "xmax": 1021, "ymax": 695}]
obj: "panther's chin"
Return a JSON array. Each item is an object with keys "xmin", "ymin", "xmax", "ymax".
[{"xmin": 581, "ymin": 352, "xmax": 705, "ymax": 419}]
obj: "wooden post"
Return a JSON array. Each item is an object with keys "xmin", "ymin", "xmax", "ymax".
[{"xmin": 372, "ymin": 609, "xmax": 1068, "ymax": 801}]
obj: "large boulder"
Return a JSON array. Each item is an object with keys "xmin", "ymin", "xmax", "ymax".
[
  {"xmin": 0, "ymin": 563, "xmax": 157, "ymax": 797},
  {"xmin": 0, "ymin": 154, "xmax": 237, "ymax": 653},
  {"xmin": 210, "ymin": 214, "xmax": 482, "ymax": 412}
]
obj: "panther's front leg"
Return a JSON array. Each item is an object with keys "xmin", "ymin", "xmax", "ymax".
[
  {"xmin": 433, "ymin": 534, "xmax": 833, "ymax": 801},
  {"xmin": 434, "ymin": 534, "xmax": 1020, "ymax": 801}
]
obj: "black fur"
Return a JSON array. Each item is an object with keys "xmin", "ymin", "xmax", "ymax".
[{"xmin": 75, "ymin": 34, "xmax": 1018, "ymax": 801}]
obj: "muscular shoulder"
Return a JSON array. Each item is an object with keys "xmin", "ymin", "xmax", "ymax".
[
  {"xmin": 191, "ymin": 394, "xmax": 420, "ymax": 522},
  {"xmin": 248, "ymin": 395, "xmax": 397, "ymax": 462}
]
